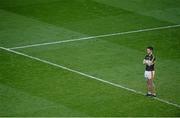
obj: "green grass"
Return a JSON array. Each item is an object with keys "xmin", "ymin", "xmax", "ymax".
[
  {"xmin": 1, "ymin": 49, "xmax": 180, "ymax": 116},
  {"xmin": 0, "ymin": 0, "xmax": 180, "ymax": 116}
]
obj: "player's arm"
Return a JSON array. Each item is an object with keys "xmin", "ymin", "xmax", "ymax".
[
  {"xmin": 151, "ymin": 60, "xmax": 155, "ymax": 64},
  {"xmin": 150, "ymin": 56, "xmax": 156, "ymax": 65},
  {"xmin": 143, "ymin": 59, "xmax": 154, "ymax": 66},
  {"xmin": 143, "ymin": 59, "xmax": 147, "ymax": 65},
  {"xmin": 147, "ymin": 60, "xmax": 155, "ymax": 66}
]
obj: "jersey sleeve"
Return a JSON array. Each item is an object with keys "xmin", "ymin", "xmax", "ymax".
[
  {"xmin": 144, "ymin": 55, "xmax": 147, "ymax": 60},
  {"xmin": 152, "ymin": 55, "xmax": 156, "ymax": 62}
]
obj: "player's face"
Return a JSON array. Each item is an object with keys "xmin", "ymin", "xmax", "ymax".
[{"xmin": 146, "ymin": 48, "xmax": 152, "ymax": 54}]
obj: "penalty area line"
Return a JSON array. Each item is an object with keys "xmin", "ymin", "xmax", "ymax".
[
  {"xmin": 0, "ymin": 46, "xmax": 180, "ymax": 109},
  {"xmin": 9, "ymin": 24, "xmax": 180, "ymax": 50}
]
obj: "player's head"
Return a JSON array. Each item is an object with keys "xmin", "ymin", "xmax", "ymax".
[{"xmin": 146, "ymin": 46, "xmax": 153, "ymax": 54}]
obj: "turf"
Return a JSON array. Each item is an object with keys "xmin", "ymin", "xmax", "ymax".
[{"xmin": 0, "ymin": 0, "xmax": 180, "ymax": 116}]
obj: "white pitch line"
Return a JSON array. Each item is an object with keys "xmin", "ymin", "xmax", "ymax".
[
  {"xmin": 9, "ymin": 24, "xmax": 180, "ymax": 50},
  {"xmin": 1, "ymin": 46, "xmax": 180, "ymax": 108}
]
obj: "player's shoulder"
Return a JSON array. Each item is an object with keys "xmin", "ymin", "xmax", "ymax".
[
  {"xmin": 145, "ymin": 54, "xmax": 149, "ymax": 57},
  {"xmin": 152, "ymin": 54, "xmax": 156, "ymax": 58},
  {"xmin": 151, "ymin": 54, "xmax": 156, "ymax": 60}
]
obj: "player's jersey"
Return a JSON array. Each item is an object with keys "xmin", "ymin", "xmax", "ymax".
[{"xmin": 144, "ymin": 54, "xmax": 155, "ymax": 71}]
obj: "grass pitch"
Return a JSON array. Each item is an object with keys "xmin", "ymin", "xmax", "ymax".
[{"xmin": 0, "ymin": 0, "xmax": 180, "ymax": 116}]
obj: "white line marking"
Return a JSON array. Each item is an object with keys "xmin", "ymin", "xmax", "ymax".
[
  {"xmin": 1, "ymin": 46, "xmax": 180, "ymax": 108},
  {"xmin": 9, "ymin": 24, "xmax": 180, "ymax": 50}
]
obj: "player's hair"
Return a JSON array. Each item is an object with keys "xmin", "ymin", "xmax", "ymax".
[{"xmin": 147, "ymin": 46, "xmax": 153, "ymax": 51}]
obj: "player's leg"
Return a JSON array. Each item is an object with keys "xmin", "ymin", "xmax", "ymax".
[
  {"xmin": 145, "ymin": 71, "xmax": 155, "ymax": 96},
  {"xmin": 149, "ymin": 78, "xmax": 153, "ymax": 94},
  {"xmin": 145, "ymin": 71, "xmax": 152, "ymax": 96},
  {"xmin": 146, "ymin": 79, "xmax": 152, "ymax": 96},
  {"xmin": 151, "ymin": 71, "xmax": 156, "ymax": 97}
]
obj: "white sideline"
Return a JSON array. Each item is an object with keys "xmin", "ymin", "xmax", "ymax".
[
  {"xmin": 1, "ymin": 46, "xmax": 180, "ymax": 108},
  {"xmin": 9, "ymin": 24, "xmax": 180, "ymax": 50}
]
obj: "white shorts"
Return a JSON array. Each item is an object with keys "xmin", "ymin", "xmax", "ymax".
[{"xmin": 144, "ymin": 71, "xmax": 155, "ymax": 80}]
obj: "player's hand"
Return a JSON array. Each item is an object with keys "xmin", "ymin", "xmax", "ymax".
[
  {"xmin": 143, "ymin": 60, "xmax": 146, "ymax": 64},
  {"xmin": 148, "ymin": 61, "xmax": 153, "ymax": 66}
]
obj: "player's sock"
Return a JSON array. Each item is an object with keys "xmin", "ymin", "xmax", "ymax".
[
  {"xmin": 146, "ymin": 91, "xmax": 152, "ymax": 96},
  {"xmin": 148, "ymin": 91, "xmax": 152, "ymax": 94},
  {"xmin": 152, "ymin": 93, "xmax": 156, "ymax": 97}
]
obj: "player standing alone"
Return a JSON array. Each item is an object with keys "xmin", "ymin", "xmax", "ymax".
[{"xmin": 143, "ymin": 47, "xmax": 156, "ymax": 97}]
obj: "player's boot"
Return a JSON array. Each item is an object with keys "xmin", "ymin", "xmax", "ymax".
[
  {"xmin": 151, "ymin": 93, "xmax": 156, "ymax": 97},
  {"xmin": 146, "ymin": 93, "xmax": 152, "ymax": 96}
]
